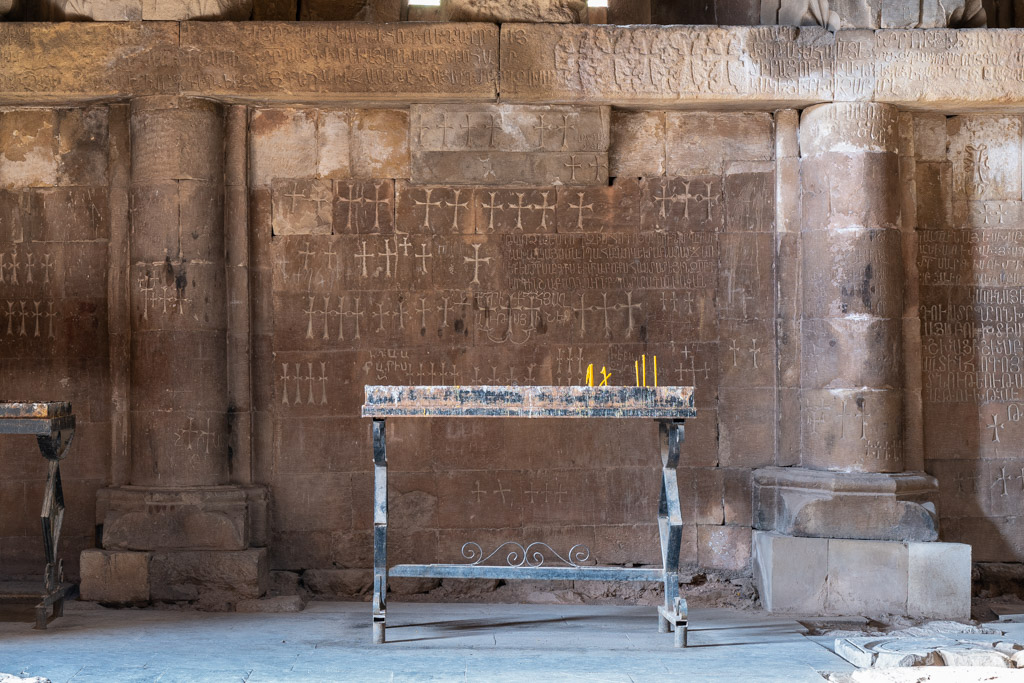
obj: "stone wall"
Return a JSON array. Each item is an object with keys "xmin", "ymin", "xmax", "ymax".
[
  {"xmin": 0, "ymin": 105, "xmax": 115, "ymax": 579},
  {"xmin": 2, "ymin": 22, "xmax": 1024, "ymax": 600},
  {"xmin": 250, "ymin": 106, "xmax": 777, "ymax": 583},
  {"xmin": 913, "ymin": 113, "xmax": 1024, "ymax": 562}
]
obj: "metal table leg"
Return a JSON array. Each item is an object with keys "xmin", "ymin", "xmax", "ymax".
[
  {"xmin": 372, "ymin": 418, "xmax": 388, "ymax": 644},
  {"xmin": 656, "ymin": 419, "xmax": 688, "ymax": 647},
  {"xmin": 35, "ymin": 425, "xmax": 74, "ymax": 630}
]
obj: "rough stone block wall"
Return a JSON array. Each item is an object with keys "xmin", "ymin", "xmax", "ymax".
[
  {"xmin": 914, "ymin": 112, "xmax": 1024, "ymax": 561},
  {"xmin": 0, "ymin": 105, "xmax": 112, "ymax": 580},
  {"xmin": 249, "ymin": 106, "xmax": 777, "ymax": 584}
]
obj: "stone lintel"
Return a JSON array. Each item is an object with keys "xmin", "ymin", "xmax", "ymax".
[
  {"xmin": 753, "ymin": 531, "xmax": 971, "ymax": 619},
  {"xmin": 1, "ymin": 23, "xmax": 1024, "ymax": 110},
  {"xmin": 98, "ymin": 485, "xmax": 269, "ymax": 552},
  {"xmin": 500, "ymin": 24, "xmax": 1024, "ymax": 111},
  {"xmin": 0, "ymin": 22, "xmax": 498, "ymax": 106},
  {"xmin": 753, "ymin": 466, "xmax": 939, "ymax": 541}
]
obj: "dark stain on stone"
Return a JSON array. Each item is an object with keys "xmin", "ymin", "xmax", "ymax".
[{"xmin": 861, "ymin": 263, "xmax": 873, "ymax": 310}]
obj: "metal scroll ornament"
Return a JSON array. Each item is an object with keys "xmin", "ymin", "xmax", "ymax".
[{"xmin": 460, "ymin": 541, "xmax": 593, "ymax": 568}]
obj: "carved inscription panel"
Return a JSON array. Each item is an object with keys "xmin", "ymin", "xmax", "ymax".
[
  {"xmin": 258, "ymin": 106, "xmax": 775, "ymax": 571},
  {"xmin": 918, "ymin": 114, "xmax": 1024, "ymax": 561}
]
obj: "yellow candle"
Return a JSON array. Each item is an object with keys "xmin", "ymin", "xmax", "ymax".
[
  {"xmin": 635, "ymin": 361, "xmax": 639, "ymax": 387},
  {"xmin": 585, "ymin": 363, "xmax": 594, "ymax": 387},
  {"xmin": 654, "ymin": 355, "xmax": 658, "ymax": 387},
  {"xmin": 642, "ymin": 354, "xmax": 646, "ymax": 387}
]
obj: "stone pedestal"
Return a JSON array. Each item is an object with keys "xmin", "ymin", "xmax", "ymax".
[
  {"xmin": 753, "ymin": 532, "xmax": 971, "ymax": 619},
  {"xmin": 81, "ymin": 97, "xmax": 266, "ymax": 607},
  {"xmin": 753, "ymin": 103, "xmax": 952, "ymax": 616},
  {"xmin": 753, "ymin": 467, "xmax": 938, "ymax": 541}
]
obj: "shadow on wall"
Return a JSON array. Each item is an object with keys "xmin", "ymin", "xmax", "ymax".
[{"xmin": 1, "ymin": 0, "xmax": 254, "ymax": 21}]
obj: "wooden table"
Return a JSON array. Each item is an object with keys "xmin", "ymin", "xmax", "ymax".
[
  {"xmin": 0, "ymin": 402, "xmax": 76, "ymax": 629},
  {"xmin": 361, "ymin": 385, "xmax": 696, "ymax": 647}
]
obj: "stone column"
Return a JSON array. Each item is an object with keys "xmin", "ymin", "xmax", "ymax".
[
  {"xmin": 751, "ymin": 104, "xmax": 968, "ymax": 619},
  {"xmin": 799, "ymin": 102, "xmax": 906, "ymax": 474},
  {"xmin": 82, "ymin": 97, "xmax": 267, "ymax": 607},
  {"xmin": 128, "ymin": 96, "xmax": 229, "ymax": 487}
]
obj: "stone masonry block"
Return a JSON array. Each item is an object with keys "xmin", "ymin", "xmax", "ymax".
[
  {"xmin": 753, "ymin": 532, "xmax": 827, "ymax": 614},
  {"xmin": 610, "ymin": 110, "xmax": 665, "ymax": 177},
  {"xmin": 666, "ymin": 112, "xmax": 773, "ymax": 176},
  {"xmin": 249, "ymin": 109, "xmax": 317, "ymax": 188},
  {"xmin": 826, "ymin": 538, "xmax": 908, "ymax": 615},
  {"xmin": 757, "ymin": 536, "xmax": 971, "ymax": 618},
  {"xmin": 908, "ymin": 542, "xmax": 971, "ymax": 620},
  {"xmin": 79, "ymin": 549, "xmax": 150, "ymax": 603},
  {"xmin": 149, "ymin": 548, "xmax": 268, "ymax": 603}
]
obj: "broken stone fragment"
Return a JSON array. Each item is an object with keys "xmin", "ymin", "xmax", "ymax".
[{"xmin": 441, "ymin": 0, "xmax": 587, "ymax": 23}]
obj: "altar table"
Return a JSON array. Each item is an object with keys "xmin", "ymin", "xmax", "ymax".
[
  {"xmin": 0, "ymin": 402, "xmax": 75, "ymax": 629},
  {"xmin": 361, "ymin": 385, "xmax": 696, "ymax": 647}
]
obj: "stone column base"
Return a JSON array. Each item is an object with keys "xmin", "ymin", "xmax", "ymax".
[
  {"xmin": 80, "ymin": 548, "xmax": 268, "ymax": 608},
  {"xmin": 753, "ymin": 467, "xmax": 938, "ymax": 541},
  {"xmin": 81, "ymin": 485, "xmax": 270, "ymax": 608},
  {"xmin": 96, "ymin": 485, "xmax": 268, "ymax": 551},
  {"xmin": 753, "ymin": 531, "xmax": 971, "ymax": 619}
]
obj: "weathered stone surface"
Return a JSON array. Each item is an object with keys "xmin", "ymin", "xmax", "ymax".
[
  {"xmin": 98, "ymin": 486, "xmax": 260, "ymax": 552},
  {"xmin": 908, "ymin": 542, "xmax": 971, "ymax": 619},
  {"xmin": 272, "ymin": 179, "xmax": 333, "ymax": 236},
  {"xmin": 149, "ymin": 548, "xmax": 268, "ymax": 603},
  {"xmin": 755, "ymin": 533, "xmax": 970, "ymax": 617},
  {"xmin": 179, "ymin": 23, "xmax": 499, "ymax": 102},
  {"xmin": 753, "ymin": 467, "xmax": 938, "ymax": 540},
  {"xmin": 753, "ymin": 532, "xmax": 828, "ymax": 613},
  {"xmin": 0, "ymin": 23, "xmax": 180, "ymax": 104},
  {"xmin": 235, "ymin": 595, "xmax": 305, "ymax": 612},
  {"xmin": 412, "ymin": 151, "xmax": 609, "ymax": 187},
  {"xmin": 774, "ymin": 0, "xmax": 988, "ymax": 30},
  {"xmin": 441, "ymin": 0, "xmax": 587, "ymax": 22},
  {"xmin": 500, "ymin": 25, "xmax": 1024, "ymax": 110},
  {"xmin": 609, "ymin": 111, "xmax": 665, "ymax": 178},
  {"xmin": 3, "ymin": 24, "xmax": 1024, "ymax": 110},
  {"xmin": 302, "ymin": 568, "xmax": 372, "ymax": 597},
  {"xmin": 249, "ymin": 109, "xmax": 317, "ymax": 188},
  {"xmin": 666, "ymin": 113, "xmax": 774, "ymax": 177},
  {"xmin": 412, "ymin": 104, "xmax": 609, "ymax": 154},
  {"xmin": 79, "ymin": 549, "xmax": 150, "ymax": 603}
]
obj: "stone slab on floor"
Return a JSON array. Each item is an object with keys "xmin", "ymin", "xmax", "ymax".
[
  {"xmin": 0, "ymin": 601, "xmax": 852, "ymax": 682},
  {"xmin": 835, "ymin": 635, "xmax": 1024, "ymax": 668}
]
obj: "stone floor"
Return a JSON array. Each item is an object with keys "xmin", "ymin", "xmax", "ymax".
[{"xmin": 0, "ymin": 601, "xmax": 856, "ymax": 682}]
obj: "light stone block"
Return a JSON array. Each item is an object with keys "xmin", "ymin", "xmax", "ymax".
[
  {"xmin": 757, "ymin": 535, "xmax": 968, "ymax": 617},
  {"xmin": 825, "ymin": 538, "xmax": 908, "ymax": 615},
  {"xmin": 912, "ymin": 113, "xmax": 948, "ymax": 162},
  {"xmin": 441, "ymin": 0, "xmax": 587, "ymax": 22},
  {"xmin": 947, "ymin": 115, "xmax": 1023, "ymax": 201},
  {"xmin": 249, "ymin": 109, "xmax": 317, "ymax": 188},
  {"xmin": 79, "ymin": 549, "xmax": 150, "ymax": 603},
  {"xmin": 753, "ymin": 531, "xmax": 828, "ymax": 613},
  {"xmin": 908, "ymin": 542, "xmax": 971, "ymax": 620},
  {"xmin": 666, "ymin": 112, "xmax": 773, "ymax": 176},
  {"xmin": 610, "ymin": 110, "xmax": 665, "ymax": 177},
  {"xmin": 141, "ymin": 0, "xmax": 253, "ymax": 20},
  {"xmin": 351, "ymin": 109, "xmax": 410, "ymax": 180},
  {"xmin": 317, "ymin": 110, "xmax": 352, "ymax": 180},
  {"xmin": 0, "ymin": 109, "xmax": 58, "ymax": 188}
]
